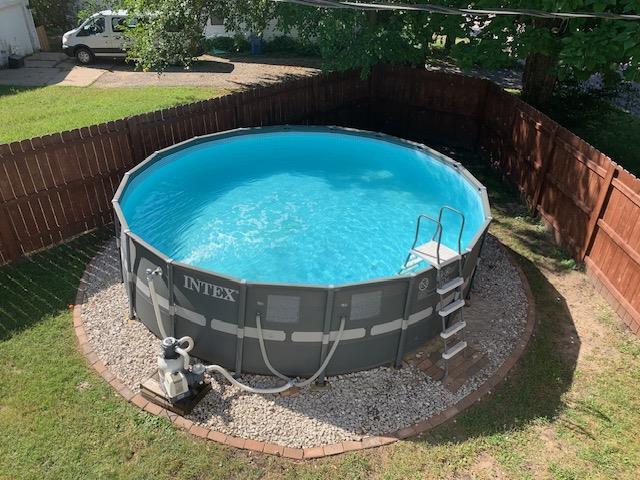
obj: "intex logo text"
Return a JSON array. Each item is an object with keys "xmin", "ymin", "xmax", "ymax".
[{"xmin": 183, "ymin": 275, "xmax": 239, "ymax": 302}]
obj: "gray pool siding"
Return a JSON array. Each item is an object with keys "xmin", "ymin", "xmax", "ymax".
[{"xmin": 112, "ymin": 126, "xmax": 491, "ymax": 378}]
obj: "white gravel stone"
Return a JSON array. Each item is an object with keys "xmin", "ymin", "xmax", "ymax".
[{"xmin": 81, "ymin": 235, "xmax": 528, "ymax": 448}]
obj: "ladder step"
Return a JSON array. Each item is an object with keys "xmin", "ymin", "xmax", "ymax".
[
  {"xmin": 440, "ymin": 320, "xmax": 466, "ymax": 339},
  {"xmin": 399, "ymin": 256, "xmax": 424, "ymax": 274},
  {"xmin": 404, "ymin": 256, "xmax": 423, "ymax": 268},
  {"xmin": 411, "ymin": 240, "xmax": 461, "ymax": 268},
  {"xmin": 436, "ymin": 276, "xmax": 464, "ymax": 295},
  {"xmin": 439, "ymin": 298, "xmax": 465, "ymax": 317},
  {"xmin": 442, "ymin": 341, "xmax": 467, "ymax": 360}
]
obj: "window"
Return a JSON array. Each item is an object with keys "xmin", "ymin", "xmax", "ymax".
[
  {"xmin": 83, "ymin": 17, "xmax": 105, "ymax": 35},
  {"xmin": 112, "ymin": 17, "xmax": 136, "ymax": 33},
  {"xmin": 209, "ymin": 16, "xmax": 224, "ymax": 26}
]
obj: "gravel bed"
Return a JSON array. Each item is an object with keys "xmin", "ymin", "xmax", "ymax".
[{"xmin": 81, "ymin": 235, "xmax": 528, "ymax": 448}]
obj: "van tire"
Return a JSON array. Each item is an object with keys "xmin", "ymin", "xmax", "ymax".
[{"xmin": 75, "ymin": 47, "xmax": 94, "ymax": 65}]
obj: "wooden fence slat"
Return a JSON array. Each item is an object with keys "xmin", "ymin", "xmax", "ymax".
[
  {"xmin": 581, "ymin": 163, "xmax": 618, "ymax": 259},
  {"xmin": 0, "ymin": 203, "xmax": 20, "ymax": 261},
  {"xmin": 529, "ymin": 124, "xmax": 559, "ymax": 212}
]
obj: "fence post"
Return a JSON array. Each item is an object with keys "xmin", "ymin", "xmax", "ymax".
[
  {"xmin": 529, "ymin": 124, "xmax": 559, "ymax": 214},
  {"xmin": 125, "ymin": 116, "xmax": 144, "ymax": 165},
  {"xmin": 0, "ymin": 203, "xmax": 20, "ymax": 262},
  {"xmin": 580, "ymin": 161, "xmax": 618, "ymax": 261},
  {"xmin": 473, "ymin": 80, "xmax": 493, "ymax": 152}
]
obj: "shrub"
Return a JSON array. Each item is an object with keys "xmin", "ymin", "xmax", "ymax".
[
  {"xmin": 232, "ymin": 34, "xmax": 250, "ymax": 53},
  {"xmin": 204, "ymin": 34, "xmax": 250, "ymax": 54},
  {"xmin": 263, "ymin": 35, "xmax": 319, "ymax": 56},
  {"xmin": 206, "ymin": 36, "xmax": 235, "ymax": 52}
]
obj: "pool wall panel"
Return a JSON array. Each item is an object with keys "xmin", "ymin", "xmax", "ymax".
[
  {"xmin": 243, "ymin": 285, "xmax": 328, "ymax": 377},
  {"xmin": 327, "ymin": 278, "xmax": 409, "ymax": 374},
  {"xmin": 129, "ymin": 234, "xmax": 173, "ymax": 339},
  {"xmin": 171, "ymin": 263, "xmax": 243, "ymax": 370},
  {"xmin": 402, "ymin": 268, "xmax": 441, "ymax": 354}
]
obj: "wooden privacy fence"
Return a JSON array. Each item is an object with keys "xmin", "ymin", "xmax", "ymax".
[
  {"xmin": 480, "ymin": 81, "xmax": 640, "ymax": 334},
  {"xmin": 0, "ymin": 65, "xmax": 639, "ymax": 334}
]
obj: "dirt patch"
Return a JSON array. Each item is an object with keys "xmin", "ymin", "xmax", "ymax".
[
  {"xmin": 546, "ymin": 269, "xmax": 621, "ymax": 371},
  {"xmin": 92, "ymin": 55, "xmax": 320, "ymax": 89},
  {"xmin": 457, "ymin": 453, "xmax": 508, "ymax": 480}
]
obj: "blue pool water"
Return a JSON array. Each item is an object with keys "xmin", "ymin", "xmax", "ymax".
[{"xmin": 121, "ymin": 130, "xmax": 486, "ymax": 285}]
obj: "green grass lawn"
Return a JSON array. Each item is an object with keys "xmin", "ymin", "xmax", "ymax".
[
  {"xmin": 0, "ymin": 85, "xmax": 227, "ymax": 144},
  {"xmin": 1, "ymin": 153, "xmax": 639, "ymax": 479}
]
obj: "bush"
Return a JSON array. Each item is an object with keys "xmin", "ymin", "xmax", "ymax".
[
  {"xmin": 206, "ymin": 36, "xmax": 235, "ymax": 52},
  {"xmin": 205, "ymin": 35, "xmax": 251, "ymax": 54},
  {"xmin": 263, "ymin": 35, "xmax": 319, "ymax": 56},
  {"xmin": 232, "ymin": 34, "xmax": 250, "ymax": 53}
]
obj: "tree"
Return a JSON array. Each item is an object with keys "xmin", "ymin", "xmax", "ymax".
[
  {"xmin": 121, "ymin": 0, "xmax": 640, "ymax": 106},
  {"xmin": 121, "ymin": 0, "xmax": 210, "ymax": 71},
  {"xmin": 30, "ymin": 0, "xmax": 76, "ymax": 33}
]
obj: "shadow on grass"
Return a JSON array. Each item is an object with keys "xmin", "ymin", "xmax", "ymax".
[
  {"xmin": 0, "ymin": 85, "xmax": 38, "ymax": 99},
  {"xmin": 416, "ymin": 248, "xmax": 581, "ymax": 446},
  {"xmin": 0, "ymin": 229, "xmax": 111, "ymax": 342},
  {"xmin": 397, "ymin": 145, "xmax": 587, "ymax": 446}
]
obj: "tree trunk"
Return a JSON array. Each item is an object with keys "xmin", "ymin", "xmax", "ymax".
[{"xmin": 521, "ymin": 51, "xmax": 558, "ymax": 107}]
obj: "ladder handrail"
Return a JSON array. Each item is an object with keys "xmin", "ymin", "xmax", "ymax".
[
  {"xmin": 401, "ymin": 214, "xmax": 442, "ymax": 271},
  {"xmin": 436, "ymin": 206, "xmax": 465, "ymax": 255},
  {"xmin": 410, "ymin": 214, "xmax": 441, "ymax": 251},
  {"xmin": 401, "ymin": 206, "xmax": 466, "ymax": 272}
]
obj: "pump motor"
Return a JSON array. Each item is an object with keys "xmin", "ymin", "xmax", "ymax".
[{"xmin": 158, "ymin": 337, "xmax": 205, "ymax": 403}]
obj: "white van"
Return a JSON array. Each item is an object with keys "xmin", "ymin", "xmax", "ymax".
[{"xmin": 62, "ymin": 10, "xmax": 133, "ymax": 64}]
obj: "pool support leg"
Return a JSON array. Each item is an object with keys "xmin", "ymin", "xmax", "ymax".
[
  {"xmin": 234, "ymin": 280, "xmax": 248, "ymax": 375},
  {"xmin": 316, "ymin": 287, "xmax": 335, "ymax": 386},
  {"xmin": 167, "ymin": 260, "xmax": 176, "ymax": 338},
  {"xmin": 465, "ymin": 231, "xmax": 487, "ymax": 300},
  {"xmin": 123, "ymin": 230, "xmax": 135, "ymax": 320},
  {"xmin": 394, "ymin": 275, "xmax": 416, "ymax": 368}
]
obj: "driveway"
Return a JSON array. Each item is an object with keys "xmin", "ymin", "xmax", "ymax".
[{"xmin": 0, "ymin": 52, "xmax": 320, "ymax": 89}]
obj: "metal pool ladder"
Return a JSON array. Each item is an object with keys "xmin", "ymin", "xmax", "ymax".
[{"xmin": 399, "ymin": 206, "xmax": 467, "ymax": 379}]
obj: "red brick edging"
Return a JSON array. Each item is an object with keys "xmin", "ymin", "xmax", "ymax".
[{"xmin": 72, "ymin": 241, "xmax": 536, "ymax": 459}]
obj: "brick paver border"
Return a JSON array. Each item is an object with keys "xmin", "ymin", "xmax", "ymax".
[{"xmin": 72, "ymin": 239, "xmax": 536, "ymax": 459}]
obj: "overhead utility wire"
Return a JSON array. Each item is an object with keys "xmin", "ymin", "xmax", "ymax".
[{"xmin": 276, "ymin": 0, "xmax": 640, "ymax": 21}]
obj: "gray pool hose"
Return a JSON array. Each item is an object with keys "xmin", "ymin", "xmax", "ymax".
[
  {"xmin": 205, "ymin": 364, "xmax": 296, "ymax": 394},
  {"xmin": 255, "ymin": 313, "xmax": 293, "ymax": 381},
  {"xmin": 145, "ymin": 264, "xmax": 346, "ymax": 393},
  {"xmin": 294, "ymin": 316, "xmax": 346, "ymax": 388},
  {"xmin": 146, "ymin": 267, "xmax": 168, "ymax": 339},
  {"xmin": 255, "ymin": 312, "xmax": 346, "ymax": 388}
]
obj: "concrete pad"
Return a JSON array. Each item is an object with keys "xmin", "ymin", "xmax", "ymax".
[
  {"xmin": 0, "ymin": 65, "xmax": 108, "ymax": 87},
  {"xmin": 57, "ymin": 66, "xmax": 110, "ymax": 86}
]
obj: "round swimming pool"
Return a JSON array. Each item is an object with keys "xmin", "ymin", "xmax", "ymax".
[{"xmin": 113, "ymin": 127, "xmax": 491, "ymax": 377}]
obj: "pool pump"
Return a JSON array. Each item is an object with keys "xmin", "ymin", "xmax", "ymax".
[{"xmin": 157, "ymin": 336, "xmax": 205, "ymax": 403}]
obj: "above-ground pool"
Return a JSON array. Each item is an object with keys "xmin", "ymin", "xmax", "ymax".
[{"xmin": 113, "ymin": 126, "xmax": 491, "ymax": 378}]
